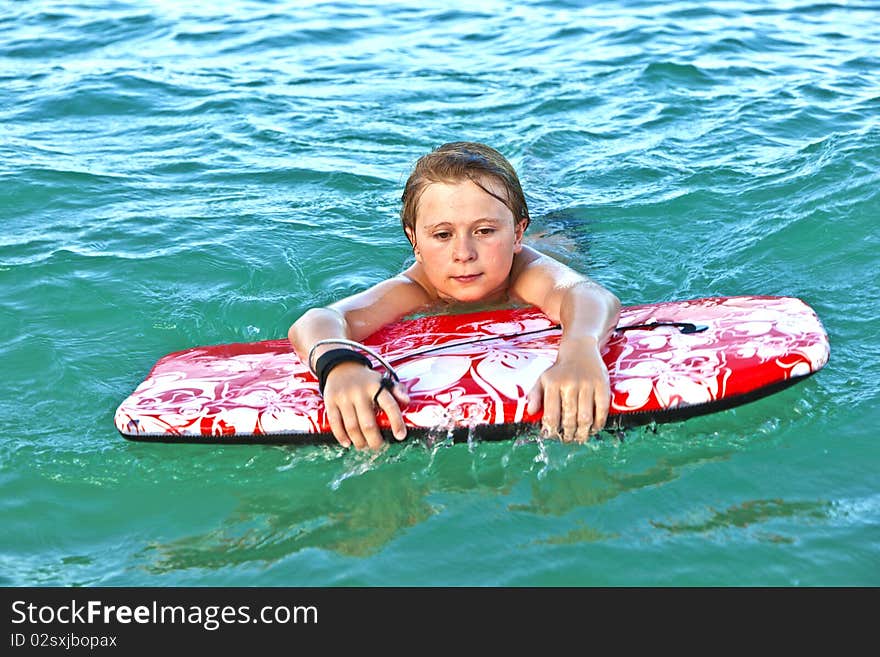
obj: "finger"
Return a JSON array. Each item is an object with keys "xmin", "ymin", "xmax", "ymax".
[
  {"xmin": 527, "ymin": 379, "xmax": 543, "ymax": 416},
  {"xmin": 341, "ymin": 405, "xmax": 367, "ymax": 450},
  {"xmin": 592, "ymin": 384, "xmax": 611, "ymax": 434},
  {"xmin": 327, "ymin": 405, "xmax": 351, "ymax": 448},
  {"xmin": 541, "ymin": 380, "xmax": 561, "ymax": 439},
  {"xmin": 354, "ymin": 397, "xmax": 384, "ymax": 450},
  {"xmin": 391, "ymin": 381, "xmax": 410, "ymax": 407},
  {"xmin": 377, "ymin": 389, "xmax": 407, "ymax": 441},
  {"xmin": 575, "ymin": 386, "xmax": 595, "ymax": 444},
  {"xmin": 561, "ymin": 384, "xmax": 579, "ymax": 443}
]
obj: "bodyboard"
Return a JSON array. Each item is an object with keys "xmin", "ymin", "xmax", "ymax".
[{"xmin": 115, "ymin": 295, "xmax": 829, "ymax": 443}]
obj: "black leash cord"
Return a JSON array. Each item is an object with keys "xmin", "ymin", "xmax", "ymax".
[{"xmin": 383, "ymin": 320, "xmax": 710, "ymax": 366}]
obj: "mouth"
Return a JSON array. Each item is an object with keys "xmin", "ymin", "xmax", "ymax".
[{"xmin": 451, "ymin": 274, "xmax": 481, "ymax": 284}]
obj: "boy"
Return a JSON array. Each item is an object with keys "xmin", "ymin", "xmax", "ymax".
[{"xmin": 289, "ymin": 142, "xmax": 621, "ymax": 450}]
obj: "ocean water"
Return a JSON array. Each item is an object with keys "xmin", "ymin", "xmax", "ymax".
[{"xmin": 1, "ymin": 0, "xmax": 878, "ymax": 587}]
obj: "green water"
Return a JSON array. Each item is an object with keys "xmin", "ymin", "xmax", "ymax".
[{"xmin": 1, "ymin": 0, "xmax": 878, "ymax": 586}]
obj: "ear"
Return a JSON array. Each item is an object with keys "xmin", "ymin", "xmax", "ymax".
[
  {"xmin": 513, "ymin": 218, "xmax": 527, "ymax": 253},
  {"xmin": 404, "ymin": 226, "xmax": 422, "ymax": 262}
]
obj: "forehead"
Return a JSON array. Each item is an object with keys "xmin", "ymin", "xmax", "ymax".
[{"xmin": 416, "ymin": 177, "xmax": 513, "ymax": 225}]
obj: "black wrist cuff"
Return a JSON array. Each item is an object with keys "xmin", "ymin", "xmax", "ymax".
[{"xmin": 315, "ymin": 348, "xmax": 373, "ymax": 395}]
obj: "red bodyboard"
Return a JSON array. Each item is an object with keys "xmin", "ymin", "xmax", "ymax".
[{"xmin": 115, "ymin": 296, "xmax": 829, "ymax": 443}]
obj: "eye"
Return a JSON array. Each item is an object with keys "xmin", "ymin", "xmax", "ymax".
[
  {"xmin": 476, "ymin": 227, "xmax": 496, "ymax": 236},
  {"xmin": 432, "ymin": 231, "xmax": 452, "ymax": 240}
]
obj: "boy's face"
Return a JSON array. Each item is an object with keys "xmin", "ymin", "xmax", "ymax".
[{"xmin": 406, "ymin": 177, "xmax": 526, "ymax": 303}]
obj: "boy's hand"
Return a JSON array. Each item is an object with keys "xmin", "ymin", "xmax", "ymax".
[
  {"xmin": 322, "ymin": 363, "xmax": 409, "ymax": 450},
  {"xmin": 526, "ymin": 340, "xmax": 611, "ymax": 443}
]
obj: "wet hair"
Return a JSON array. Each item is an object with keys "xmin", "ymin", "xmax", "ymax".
[{"xmin": 400, "ymin": 142, "xmax": 530, "ymax": 243}]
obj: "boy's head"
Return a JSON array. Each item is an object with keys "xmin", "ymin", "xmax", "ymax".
[{"xmin": 400, "ymin": 142, "xmax": 530, "ymax": 241}]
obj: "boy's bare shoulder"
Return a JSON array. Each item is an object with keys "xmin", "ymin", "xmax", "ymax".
[
  {"xmin": 400, "ymin": 263, "xmax": 440, "ymax": 302},
  {"xmin": 324, "ymin": 271, "xmax": 436, "ymax": 340},
  {"xmin": 510, "ymin": 245, "xmax": 550, "ymax": 280},
  {"xmin": 330, "ymin": 270, "xmax": 433, "ymax": 312},
  {"xmin": 513, "ymin": 245, "xmax": 587, "ymax": 277},
  {"xmin": 510, "ymin": 246, "xmax": 591, "ymax": 305}
]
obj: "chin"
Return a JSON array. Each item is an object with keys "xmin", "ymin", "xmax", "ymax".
[
  {"xmin": 450, "ymin": 289, "xmax": 493, "ymax": 304},
  {"xmin": 437, "ymin": 289, "xmax": 478, "ymax": 304}
]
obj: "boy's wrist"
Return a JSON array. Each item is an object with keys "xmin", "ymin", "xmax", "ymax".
[
  {"xmin": 558, "ymin": 334, "xmax": 600, "ymax": 357},
  {"xmin": 315, "ymin": 349, "xmax": 372, "ymax": 394}
]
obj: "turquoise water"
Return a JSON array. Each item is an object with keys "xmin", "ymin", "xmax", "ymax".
[{"xmin": 2, "ymin": 0, "xmax": 878, "ymax": 586}]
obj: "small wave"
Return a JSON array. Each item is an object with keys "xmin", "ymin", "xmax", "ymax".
[
  {"xmin": 1, "ymin": 10, "xmax": 168, "ymax": 59},
  {"xmin": 639, "ymin": 61, "xmax": 717, "ymax": 87}
]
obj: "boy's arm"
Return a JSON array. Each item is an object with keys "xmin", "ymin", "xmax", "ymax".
[
  {"xmin": 510, "ymin": 247, "xmax": 621, "ymax": 442},
  {"xmin": 289, "ymin": 275, "xmax": 432, "ymax": 449}
]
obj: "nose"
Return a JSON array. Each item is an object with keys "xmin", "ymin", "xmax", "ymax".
[{"xmin": 452, "ymin": 234, "xmax": 477, "ymax": 263}]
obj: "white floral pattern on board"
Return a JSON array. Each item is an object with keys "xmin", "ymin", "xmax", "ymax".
[{"xmin": 115, "ymin": 296, "xmax": 829, "ymax": 439}]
